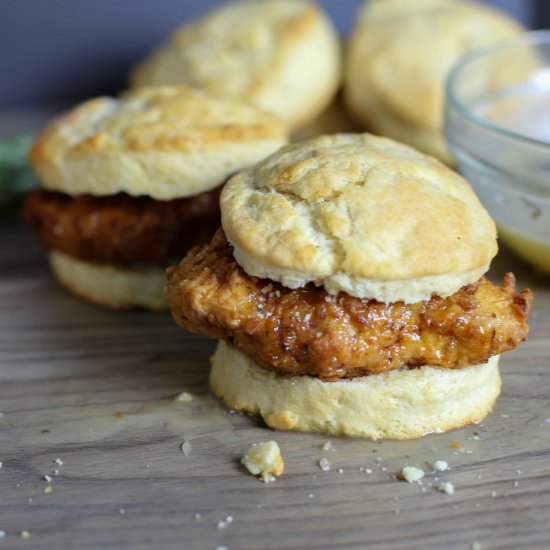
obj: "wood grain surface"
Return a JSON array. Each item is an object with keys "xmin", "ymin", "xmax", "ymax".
[
  {"xmin": 1, "ymin": 219, "xmax": 549, "ymax": 550},
  {"xmin": 0, "ymin": 108, "xmax": 549, "ymax": 550}
]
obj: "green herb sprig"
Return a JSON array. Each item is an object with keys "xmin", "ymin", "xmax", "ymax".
[{"xmin": 0, "ymin": 133, "xmax": 36, "ymax": 215}]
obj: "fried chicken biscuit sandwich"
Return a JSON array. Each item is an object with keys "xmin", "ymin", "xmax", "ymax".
[
  {"xmin": 166, "ymin": 134, "xmax": 532, "ymax": 439},
  {"xmin": 24, "ymin": 86, "xmax": 287, "ymax": 309}
]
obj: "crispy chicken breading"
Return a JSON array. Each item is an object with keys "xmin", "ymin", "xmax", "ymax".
[
  {"xmin": 23, "ymin": 188, "xmax": 221, "ymax": 265},
  {"xmin": 166, "ymin": 230, "xmax": 532, "ymax": 380}
]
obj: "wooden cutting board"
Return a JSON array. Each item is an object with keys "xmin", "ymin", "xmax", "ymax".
[{"xmin": 1, "ymin": 220, "xmax": 549, "ymax": 550}]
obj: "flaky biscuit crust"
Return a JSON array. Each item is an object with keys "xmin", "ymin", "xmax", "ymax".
[
  {"xmin": 221, "ymin": 134, "xmax": 497, "ymax": 301},
  {"xmin": 131, "ymin": 0, "xmax": 341, "ymax": 130},
  {"xmin": 29, "ymin": 86, "xmax": 287, "ymax": 199},
  {"xmin": 210, "ymin": 342, "xmax": 501, "ymax": 439},
  {"xmin": 343, "ymin": 0, "xmax": 524, "ymax": 163},
  {"xmin": 49, "ymin": 251, "xmax": 167, "ymax": 310}
]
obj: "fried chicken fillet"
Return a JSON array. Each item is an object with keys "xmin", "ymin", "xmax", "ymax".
[
  {"xmin": 166, "ymin": 229, "xmax": 533, "ymax": 381},
  {"xmin": 23, "ymin": 188, "xmax": 221, "ymax": 265}
]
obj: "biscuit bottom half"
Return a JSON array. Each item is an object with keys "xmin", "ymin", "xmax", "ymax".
[
  {"xmin": 210, "ymin": 341, "xmax": 501, "ymax": 440},
  {"xmin": 49, "ymin": 251, "xmax": 167, "ymax": 310}
]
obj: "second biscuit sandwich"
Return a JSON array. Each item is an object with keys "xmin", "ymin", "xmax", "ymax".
[
  {"xmin": 166, "ymin": 134, "xmax": 532, "ymax": 439},
  {"xmin": 24, "ymin": 86, "xmax": 287, "ymax": 309}
]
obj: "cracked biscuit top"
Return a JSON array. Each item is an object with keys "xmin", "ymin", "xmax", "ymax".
[
  {"xmin": 220, "ymin": 133, "xmax": 498, "ymax": 303},
  {"xmin": 130, "ymin": 0, "xmax": 341, "ymax": 131},
  {"xmin": 29, "ymin": 86, "xmax": 287, "ymax": 200}
]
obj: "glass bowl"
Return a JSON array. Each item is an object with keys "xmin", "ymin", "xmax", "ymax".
[{"xmin": 445, "ymin": 31, "xmax": 550, "ymax": 274}]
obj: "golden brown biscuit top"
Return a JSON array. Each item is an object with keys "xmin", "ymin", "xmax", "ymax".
[
  {"xmin": 132, "ymin": 0, "xmax": 323, "ymax": 94},
  {"xmin": 221, "ymin": 134, "xmax": 498, "ymax": 302},
  {"xmin": 29, "ymin": 86, "xmax": 287, "ymax": 199},
  {"xmin": 130, "ymin": 0, "xmax": 341, "ymax": 129},
  {"xmin": 31, "ymin": 86, "xmax": 285, "ymax": 156}
]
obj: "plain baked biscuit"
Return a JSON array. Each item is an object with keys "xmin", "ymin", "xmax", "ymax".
[
  {"xmin": 29, "ymin": 86, "xmax": 287, "ymax": 200},
  {"xmin": 49, "ymin": 251, "xmax": 167, "ymax": 310},
  {"xmin": 221, "ymin": 134, "xmax": 497, "ymax": 303},
  {"xmin": 130, "ymin": 0, "xmax": 341, "ymax": 131},
  {"xmin": 210, "ymin": 342, "xmax": 501, "ymax": 439},
  {"xmin": 343, "ymin": 0, "xmax": 525, "ymax": 164}
]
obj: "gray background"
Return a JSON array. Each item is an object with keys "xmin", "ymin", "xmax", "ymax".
[{"xmin": 0, "ymin": 0, "xmax": 537, "ymax": 108}]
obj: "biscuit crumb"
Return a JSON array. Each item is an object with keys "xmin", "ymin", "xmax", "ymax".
[
  {"xmin": 20, "ymin": 531, "xmax": 30, "ymax": 539},
  {"xmin": 242, "ymin": 441, "xmax": 284, "ymax": 483},
  {"xmin": 175, "ymin": 391, "xmax": 193, "ymax": 403},
  {"xmin": 216, "ymin": 516, "xmax": 234, "ymax": 530},
  {"xmin": 180, "ymin": 440, "xmax": 192, "ymax": 457},
  {"xmin": 400, "ymin": 466, "xmax": 424, "ymax": 483},
  {"xmin": 472, "ymin": 542, "xmax": 482, "ymax": 550},
  {"xmin": 322, "ymin": 441, "xmax": 336, "ymax": 452},
  {"xmin": 433, "ymin": 460, "xmax": 449, "ymax": 472},
  {"xmin": 44, "ymin": 474, "xmax": 52, "ymax": 483},
  {"xmin": 54, "ymin": 458, "xmax": 63, "ymax": 466},
  {"xmin": 319, "ymin": 458, "xmax": 331, "ymax": 472},
  {"xmin": 43, "ymin": 486, "xmax": 52, "ymax": 494},
  {"xmin": 438, "ymin": 481, "xmax": 455, "ymax": 495}
]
